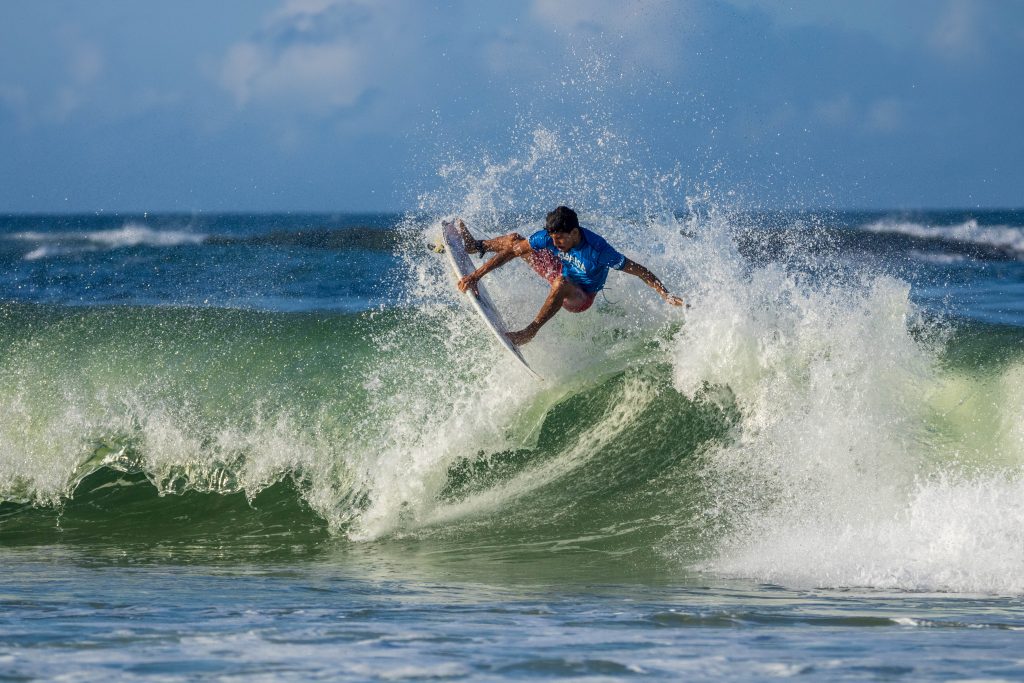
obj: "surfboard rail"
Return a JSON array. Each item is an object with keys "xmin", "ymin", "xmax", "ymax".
[{"xmin": 440, "ymin": 220, "xmax": 542, "ymax": 380}]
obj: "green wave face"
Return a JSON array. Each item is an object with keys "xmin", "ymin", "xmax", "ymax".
[
  {"xmin": 0, "ymin": 304, "xmax": 374, "ymax": 541},
  {"xmin": 0, "ymin": 296, "xmax": 735, "ymax": 564}
]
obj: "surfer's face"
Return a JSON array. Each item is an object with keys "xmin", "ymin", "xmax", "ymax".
[{"xmin": 549, "ymin": 228, "xmax": 580, "ymax": 252}]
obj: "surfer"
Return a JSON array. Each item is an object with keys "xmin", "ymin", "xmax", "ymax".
[{"xmin": 456, "ymin": 206, "xmax": 685, "ymax": 345}]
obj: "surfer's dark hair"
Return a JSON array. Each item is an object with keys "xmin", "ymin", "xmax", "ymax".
[{"xmin": 545, "ymin": 206, "xmax": 580, "ymax": 234}]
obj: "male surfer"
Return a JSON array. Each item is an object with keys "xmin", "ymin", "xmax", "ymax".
[{"xmin": 456, "ymin": 206, "xmax": 685, "ymax": 345}]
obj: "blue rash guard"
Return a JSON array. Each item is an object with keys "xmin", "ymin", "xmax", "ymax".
[{"xmin": 528, "ymin": 227, "xmax": 628, "ymax": 293}]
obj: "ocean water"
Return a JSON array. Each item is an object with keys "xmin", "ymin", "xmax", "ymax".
[
  {"xmin": 7, "ymin": 77, "xmax": 1024, "ymax": 678},
  {"xmin": 3, "ymin": 202, "xmax": 1024, "ymax": 681}
]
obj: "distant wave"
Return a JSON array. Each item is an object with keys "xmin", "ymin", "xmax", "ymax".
[
  {"xmin": 863, "ymin": 219, "xmax": 1024, "ymax": 258},
  {"xmin": 907, "ymin": 249, "xmax": 967, "ymax": 265},
  {"xmin": 7, "ymin": 224, "xmax": 399, "ymax": 260},
  {"xmin": 9, "ymin": 223, "xmax": 207, "ymax": 260},
  {"xmin": 22, "ymin": 245, "xmax": 82, "ymax": 261}
]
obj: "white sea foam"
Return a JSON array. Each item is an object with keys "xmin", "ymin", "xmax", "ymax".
[{"xmin": 709, "ymin": 472, "xmax": 1024, "ymax": 594}]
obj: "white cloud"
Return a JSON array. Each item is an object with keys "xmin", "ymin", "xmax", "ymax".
[
  {"xmin": 216, "ymin": 0, "xmax": 697, "ymax": 120},
  {"xmin": 930, "ymin": 0, "xmax": 984, "ymax": 61},
  {"xmin": 69, "ymin": 42, "xmax": 103, "ymax": 85},
  {"xmin": 221, "ymin": 40, "xmax": 365, "ymax": 109},
  {"xmin": 218, "ymin": 0, "xmax": 409, "ymax": 113},
  {"xmin": 44, "ymin": 34, "xmax": 104, "ymax": 122},
  {"xmin": 529, "ymin": 0, "xmax": 695, "ymax": 72},
  {"xmin": 866, "ymin": 98, "xmax": 904, "ymax": 133},
  {"xmin": 811, "ymin": 95, "xmax": 904, "ymax": 134},
  {"xmin": 813, "ymin": 94, "xmax": 854, "ymax": 128},
  {"xmin": 484, "ymin": 28, "xmax": 549, "ymax": 76},
  {"xmin": 0, "ymin": 25, "xmax": 107, "ymax": 126},
  {"xmin": 0, "ymin": 28, "xmax": 182, "ymax": 128},
  {"xmin": 0, "ymin": 83, "xmax": 30, "ymax": 129},
  {"xmin": 274, "ymin": 0, "xmax": 344, "ymax": 19}
]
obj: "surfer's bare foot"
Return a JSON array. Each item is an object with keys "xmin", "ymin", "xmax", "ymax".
[{"xmin": 456, "ymin": 219, "xmax": 485, "ymax": 257}]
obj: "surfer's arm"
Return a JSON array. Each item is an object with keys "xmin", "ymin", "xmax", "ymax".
[
  {"xmin": 457, "ymin": 238, "xmax": 532, "ymax": 293},
  {"xmin": 621, "ymin": 259, "xmax": 685, "ymax": 306}
]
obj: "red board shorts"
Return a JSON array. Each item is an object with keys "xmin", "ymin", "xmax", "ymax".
[{"xmin": 524, "ymin": 249, "xmax": 596, "ymax": 313}]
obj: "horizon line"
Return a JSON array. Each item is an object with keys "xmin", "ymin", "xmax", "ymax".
[{"xmin": 1, "ymin": 206, "xmax": 1022, "ymax": 217}]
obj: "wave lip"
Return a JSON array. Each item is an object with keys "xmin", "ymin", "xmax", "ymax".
[{"xmin": 10, "ymin": 223, "xmax": 208, "ymax": 260}]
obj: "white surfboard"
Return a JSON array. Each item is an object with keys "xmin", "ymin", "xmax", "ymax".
[{"xmin": 440, "ymin": 220, "xmax": 542, "ymax": 380}]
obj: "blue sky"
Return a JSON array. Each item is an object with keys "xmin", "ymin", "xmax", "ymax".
[{"xmin": 1, "ymin": 0, "xmax": 1021, "ymax": 212}]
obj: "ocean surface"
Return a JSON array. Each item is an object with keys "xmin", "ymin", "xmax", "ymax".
[{"xmin": 3, "ymin": 205, "xmax": 1024, "ymax": 681}]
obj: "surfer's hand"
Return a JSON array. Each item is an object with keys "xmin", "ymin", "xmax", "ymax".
[
  {"xmin": 508, "ymin": 327, "xmax": 536, "ymax": 346},
  {"xmin": 664, "ymin": 294, "xmax": 687, "ymax": 307},
  {"xmin": 457, "ymin": 274, "xmax": 479, "ymax": 295}
]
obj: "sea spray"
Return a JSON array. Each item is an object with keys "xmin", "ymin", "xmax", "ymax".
[
  {"xmin": 668, "ymin": 207, "xmax": 1024, "ymax": 592},
  {"xmin": 351, "ymin": 111, "xmax": 699, "ymax": 540}
]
